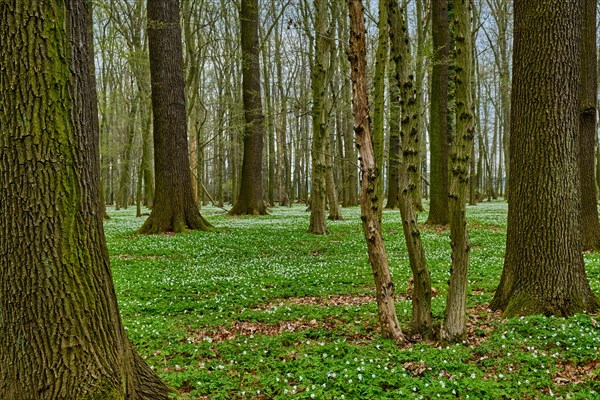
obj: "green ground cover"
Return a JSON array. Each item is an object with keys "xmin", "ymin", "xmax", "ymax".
[{"xmin": 104, "ymin": 201, "xmax": 599, "ymax": 399}]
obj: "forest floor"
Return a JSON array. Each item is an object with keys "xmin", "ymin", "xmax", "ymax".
[{"xmin": 105, "ymin": 201, "xmax": 599, "ymax": 399}]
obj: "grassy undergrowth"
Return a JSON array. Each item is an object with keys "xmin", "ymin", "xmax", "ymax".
[{"xmin": 105, "ymin": 201, "xmax": 599, "ymax": 399}]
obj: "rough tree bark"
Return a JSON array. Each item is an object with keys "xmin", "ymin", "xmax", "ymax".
[
  {"xmin": 229, "ymin": 0, "xmax": 267, "ymax": 215},
  {"xmin": 309, "ymin": 0, "xmax": 332, "ymax": 234},
  {"xmin": 326, "ymin": 6, "xmax": 343, "ymax": 221},
  {"xmin": 140, "ymin": 0, "xmax": 212, "ymax": 233},
  {"xmin": 427, "ymin": 0, "xmax": 450, "ymax": 225},
  {"xmin": 0, "ymin": 1, "xmax": 170, "ymax": 398},
  {"xmin": 388, "ymin": 0, "xmax": 434, "ymax": 338},
  {"xmin": 578, "ymin": 0, "xmax": 600, "ymax": 251},
  {"xmin": 490, "ymin": 0, "xmax": 600, "ymax": 317},
  {"xmin": 441, "ymin": 0, "xmax": 474, "ymax": 342},
  {"xmin": 385, "ymin": 64, "xmax": 401, "ymax": 210},
  {"xmin": 348, "ymin": 0, "xmax": 405, "ymax": 344},
  {"xmin": 338, "ymin": 0, "xmax": 359, "ymax": 207},
  {"xmin": 372, "ymin": 0, "xmax": 388, "ymax": 216}
]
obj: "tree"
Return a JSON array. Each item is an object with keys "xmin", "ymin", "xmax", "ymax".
[
  {"xmin": 388, "ymin": 0, "xmax": 434, "ymax": 338},
  {"xmin": 441, "ymin": 0, "xmax": 474, "ymax": 342},
  {"xmin": 229, "ymin": 0, "xmax": 267, "ymax": 215},
  {"xmin": 372, "ymin": 0, "xmax": 388, "ymax": 215},
  {"xmin": 490, "ymin": 0, "xmax": 600, "ymax": 317},
  {"xmin": 427, "ymin": 0, "xmax": 450, "ymax": 225},
  {"xmin": 338, "ymin": 0, "xmax": 360, "ymax": 208},
  {"xmin": 483, "ymin": 0, "xmax": 511, "ymax": 201},
  {"xmin": 348, "ymin": 0, "xmax": 405, "ymax": 344},
  {"xmin": 309, "ymin": 0, "xmax": 332, "ymax": 234},
  {"xmin": 140, "ymin": 0, "xmax": 212, "ymax": 233},
  {"xmin": 0, "ymin": 1, "xmax": 170, "ymax": 397},
  {"xmin": 578, "ymin": 0, "xmax": 600, "ymax": 250}
]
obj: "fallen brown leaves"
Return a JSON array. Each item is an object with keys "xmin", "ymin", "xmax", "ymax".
[
  {"xmin": 185, "ymin": 299, "xmax": 506, "ymax": 349},
  {"xmin": 185, "ymin": 319, "xmax": 337, "ymax": 343},
  {"xmin": 464, "ymin": 304, "xmax": 503, "ymax": 347},
  {"xmin": 253, "ymin": 293, "xmax": 377, "ymax": 310},
  {"xmin": 552, "ymin": 360, "xmax": 599, "ymax": 386}
]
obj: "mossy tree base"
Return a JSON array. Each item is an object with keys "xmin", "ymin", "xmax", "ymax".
[
  {"xmin": 0, "ymin": 1, "xmax": 171, "ymax": 397},
  {"xmin": 228, "ymin": 202, "xmax": 268, "ymax": 216},
  {"xmin": 491, "ymin": 290, "xmax": 600, "ymax": 318},
  {"xmin": 139, "ymin": 204, "xmax": 213, "ymax": 234},
  {"xmin": 491, "ymin": 0, "xmax": 599, "ymax": 320}
]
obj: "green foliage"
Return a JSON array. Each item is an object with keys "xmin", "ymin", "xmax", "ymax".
[{"xmin": 105, "ymin": 202, "xmax": 599, "ymax": 399}]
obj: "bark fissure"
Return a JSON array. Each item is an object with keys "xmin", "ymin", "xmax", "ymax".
[{"xmin": 0, "ymin": 1, "xmax": 170, "ymax": 398}]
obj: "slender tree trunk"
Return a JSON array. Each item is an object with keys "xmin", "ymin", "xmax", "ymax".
[
  {"xmin": 388, "ymin": 0, "xmax": 433, "ymax": 338},
  {"xmin": 141, "ymin": 101, "xmax": 154, "ymax": 208},
  {"xmin": 326, "ymin": 12, "xmax": 343, "ymax": 221},
  {"xmin": 427, "ymin": 0, "xmax": 450, "ymax": 225},
  {"xmin": 385, "ymin": 64, "xmax": 401, "ymax": 209},
  {"xmin": 578, "ymin": 0, "xmax": 600, "ymax": 250},
  {"xmin": 441, "ymin": 0, "xmax": 474, "ymax": 342},
  {"xmin": 261, "ymin": 31, "xmax": 276, "ymax": 207},
  {"xmin": 372, "ymin": 0, "xmax": 388, "ymax": 216},
  {"xmin": 490, "ymin": 0, "xmax": 600, "ymax": 317},
  {"xmin": 348, "ymin": 0, "xmax": 405, "ymax": 344},
  {"xmin": 309, "ymin": 0, "xmax": 331, "ymax": 234},
  {"xmin": 117, "ymin": 95, "xmax": 139, "ymax": 209},
  {"xmin": 0, "ymin": 1, "xmax": 170, "ymax": 397},
  {"xmin": 273, "ymin": 4, "xmax": 289, "ymax": 206},
  {"xmin": 339, "ymin": 1, "xmax": 359, "ymax": 207},
  {"xmin": 413, "ymin": 0, "xmax": 428, "ymax": 212},
  {"xmin": 140, "ymin": 0, "xmax": 212, "ymax": 233}
]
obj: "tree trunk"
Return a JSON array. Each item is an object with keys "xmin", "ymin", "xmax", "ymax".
[
  {"xmin": 273, "ymin": 3, "xmax": 289, "ymax": 206},
  {"xmin": 0, "ymin": 1, "xmax": 170, "ymax": 398},
  {"xmin": 141, "ymin": 101, "xmax": 154, "ymax": 208},
  {"xmin": 229, "ymin": 0, "xmax": 267, "ymax": 215},
  {"xmin": 388, "ymin": 0, "xmax": 434, "ymax": 338},
  {"xmin": 372, "ymin": 0, "xmax": 388, "ymax": 216},
  {"xmin": 140, "ymin": 0, "xmax": 212, "ymax": 233},
  {"xmin": 261, "ymin": 31, "xmax": 276, "ymax": 208},
  {"xmin": 441, "ymin": 0, "xmax": 474, "ymax": 342},
  {"xmin": 490, "ymin": 0, "xmax": 600, "ymax": 317},
  {"xmin": 385, "ymin": 66, "xmax": 401, "ymax": 209},
  {"xmin": 578, "ymin": 0, "xmax": 600, "ymax": 250},
  {"xmin": 413, "ymin": 0, "xmax": 428, "ymax": 212},
  {"xmin": 427, "ymin": 0, "xmax": 450, "ymax": 225},
  {"xmin": 348, "ymin": 0, "xmax": 405, "ymax": 345},
  {"xmin": 338, "ymin": 2, "xmax": 359, "ymax": 207},
  {"xmin": 117, "ymin": 95, "xmax": 139, "ymax": 210},
  {"xmin": 309, "ymin": 0, "xmax": 331, "ymax": 234}
]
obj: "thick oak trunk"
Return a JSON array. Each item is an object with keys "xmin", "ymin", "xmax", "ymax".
[
  {"xmin": 427, "ymin": 0, "xmax": 450, "ymax": 225},
  {"xmin": 0, "ymin": 1, "xmax": 170, "ymax": 398},
  {"xmin": 140, "ymin": 0, "xmax": 212, "ymax": 233},
  {"xmin": 490, "ymin": 0, "xmax": 600, "ymax": 317},
  {"xmin": 578, "ymin": 0, "xmax": 600, "ymax": 250},
  {"xmin": 229, "ymin": 0, "xmax": 267, "ymax": 215}
]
